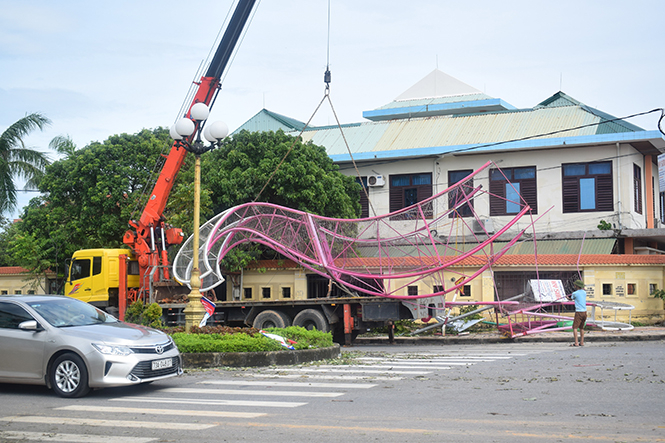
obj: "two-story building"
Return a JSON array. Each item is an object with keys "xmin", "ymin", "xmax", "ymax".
[{"xmin": 230, "ymin": 70, "xmax": 665, "ymax": 323}]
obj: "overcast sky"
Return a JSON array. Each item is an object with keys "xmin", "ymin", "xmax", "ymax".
[{"xmin": 2, "ymin": 0, "xmax": 664, "ymax": 219}]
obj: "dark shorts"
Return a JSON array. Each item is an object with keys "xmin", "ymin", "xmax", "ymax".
[{"xmin": 573, "ymin": 311, "xmax": 587, "ymax": 329}]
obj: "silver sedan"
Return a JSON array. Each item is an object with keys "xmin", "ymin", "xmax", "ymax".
[{"xmin": 0, "ymin": 295, "xmax": 182, "ymax": 397}]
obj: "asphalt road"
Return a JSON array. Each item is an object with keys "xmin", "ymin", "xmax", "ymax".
[{"xmin": 0, "ymin": 340, "xmax": 663, "ymax": 443}]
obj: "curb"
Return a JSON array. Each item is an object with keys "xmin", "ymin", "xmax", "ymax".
[
  {"xmin": 351, "ymin": 331, "xmax": 665, "ymax": 346},
  {"xmin": 182, "ymin": 344, "xmax": 341, "ymax": 368}
]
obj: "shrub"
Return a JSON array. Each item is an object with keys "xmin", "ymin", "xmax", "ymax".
[
  {"xmin": 263, "ymin": 326, "xmax": 333, "ymax": 350},
  {"xmin": 172, "ymin": 332, "xmax": 284, "ymax": 353},
  {"xmin": 652, "ymin": 289, "xmax": 665, "ymax": 300},
  {"xmin": 124, "ymin": 300, "xmax": 164, "ymax": 329},
  {"xmin": 170, "ymin": 326, "xmax": 333, "ymax": 353}
]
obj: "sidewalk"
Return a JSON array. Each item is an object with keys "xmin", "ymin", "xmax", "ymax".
[{"xmin": 352, "ymin": 326, "xmax": 665, "ymax": 346}]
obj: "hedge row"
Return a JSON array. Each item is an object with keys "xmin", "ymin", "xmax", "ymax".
[{"xmin": 171, "ymin": 326, "xmax": 333, "ymax": 353}]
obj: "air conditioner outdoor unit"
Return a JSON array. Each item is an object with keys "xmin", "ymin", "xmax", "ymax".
[
  {"xmin": 472, "ymin": 218, "xmax": 495, "ymax": 234},
  {"xmin": 368, "ymin": 175, "xmax": 385, "ymax": 187}
]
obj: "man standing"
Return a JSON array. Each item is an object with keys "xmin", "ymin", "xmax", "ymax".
[{"xmin": 569, "ymin": 279, "xmax": 587, "ymax": 346}]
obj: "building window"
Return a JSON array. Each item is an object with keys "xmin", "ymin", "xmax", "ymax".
[
  {"xmin": 627, "ymin": 283, "xmax": 636, "ymax": 295},
  {"xmin": 562, "ymin": 161, "xmax": 613, "ymax": 213},
  {"xmin": 243, "ymin": 287, "xmax": 253, "ymax": 300},
  {"xmin": 633, "ymin": 164, "xmax": 642, "ymax": 214},
  {"xmin": 602, "ymin": 283, "xmax": 613, "ymax": 296},
  {"xmin": 460, "ymin": 285, "xmax": 471, "ymax": 297},
  {"xmin": 490, "ymin": 167, "xmax": 537, "ymax": 215},
  {"xmin": 281, "ymin": 287, "xmax": 292, "ymax": 299},
  {"xmin": 261, "ymin": 287, "xmax": 271, "ymax": 299},
  {"xmin": 407, "ymin": 286, "xmax": 418, "ymax": 296},
  {"xmin": 357, "ymin": 177, "xmax": 369, "ymax": 218},
  {"xmin": 1, "ymin": 290, "xmax": 7, "ymax": 295},
  {"xmin": 448, "ymin": 170, "xmax": 474, "ymax": 218},
  {"xmin": 389, "ymin": 173, "xmax": 433, "ymax": 219},
  {"xmin": 27, "ymin": 290, "xmax": 35, "ymax": 295}
]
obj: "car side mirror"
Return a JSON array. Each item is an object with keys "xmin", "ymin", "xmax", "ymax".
[{"xmin": 18, "ymin": 320, "xmax": 43, "ymax": 331}]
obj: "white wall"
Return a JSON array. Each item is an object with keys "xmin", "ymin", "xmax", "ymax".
[{"xmin": 343, "ymin": 142, "xmax": 658, "ymax": 236}]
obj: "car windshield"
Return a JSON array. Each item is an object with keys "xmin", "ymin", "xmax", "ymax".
[{"xmin": 27, "ymin": 298, "xmax": 117, "ymax": 327}]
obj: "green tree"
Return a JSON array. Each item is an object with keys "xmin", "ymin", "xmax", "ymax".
[
  {"xmin": 0, "ymin": 113, "xmax": 51, "ymax": 215},
  {"xmin": 201, "ymin": 130, "xmax": 360, "ymax": 271},
  {"xmin": 0, "ymin": 216, "xmax": 14, "ymax": 266},
  {"xmin": 203, "ymin": 130, "xmax": 359, "ymax": 218},
  {"xmin": 12, "ymin": 128, "xmax": 182, "ymax": 278},
  {"xmin": 49, "ymin": 134, "xmax": 77, "ymax": 158}
]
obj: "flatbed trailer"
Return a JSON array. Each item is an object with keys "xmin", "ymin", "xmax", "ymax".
[{"xmin": 160, "ymin": 296, "xmax": 420, "ymax": 344}]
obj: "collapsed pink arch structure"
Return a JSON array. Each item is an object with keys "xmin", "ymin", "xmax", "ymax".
[{"xmin": 173, "ymin": 161, "xmax": 540, "ymax": 302}]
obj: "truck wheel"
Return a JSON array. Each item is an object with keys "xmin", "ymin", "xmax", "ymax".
[
  {"xmin": 253, "ymin": 310, "xmax": 288, "ymax": 329},
  {"xmin": 293, "ymin": 309, "xmax": 329, "ymax": 332},
  {"xmin": 49, "ymin": 353, "xmax": 90, "ymax": 398}
]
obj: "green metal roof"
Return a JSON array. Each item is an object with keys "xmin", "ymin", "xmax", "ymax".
[{"xmin": 233, "ymin": 109, "xmax": 307, "ymax": 134}]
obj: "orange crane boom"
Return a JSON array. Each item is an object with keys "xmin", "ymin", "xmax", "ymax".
[{"xmin": 122, "ymin": 0, "xmax": 257, "ymax": 298}]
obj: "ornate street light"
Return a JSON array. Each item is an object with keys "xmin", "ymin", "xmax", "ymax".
[{"xmin": 170, "ymin": 102, "xmax": 228, "ymax": 331}]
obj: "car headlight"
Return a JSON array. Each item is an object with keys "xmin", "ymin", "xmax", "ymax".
[{"xmin": 92, "ymin": 343, "xmax": 134, "ymax": 356}]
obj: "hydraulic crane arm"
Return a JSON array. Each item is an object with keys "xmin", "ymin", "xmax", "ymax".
[{"xmin": 123, "ymin": 0, "xmax": 257, "ymax": 274}]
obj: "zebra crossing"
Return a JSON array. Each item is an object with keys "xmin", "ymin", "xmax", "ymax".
[{"xmin": 0, "ymin": 345, "xmax": 557, "ymax": 442}]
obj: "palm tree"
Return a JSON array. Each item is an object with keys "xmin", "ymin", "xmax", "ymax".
[
  {"xmin": 49, "ymin": 134, "xmax": 77, "ymax": 158},
  {"xmin": 0, "ymin": 113, "xmax": 51, "ymax": 215}
]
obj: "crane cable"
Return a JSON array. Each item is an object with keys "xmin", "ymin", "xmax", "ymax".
[{"xmin": 254, "ymin": 0, "xmax": 377, "ymax": 219}]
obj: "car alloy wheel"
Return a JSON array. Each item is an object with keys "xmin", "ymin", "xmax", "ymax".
[{"xmin": 50, "ymin": 353, "xmax": 90, "ymax": 398}]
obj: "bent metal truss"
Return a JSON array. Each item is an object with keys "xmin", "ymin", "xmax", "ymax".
[{"xmin": 173, "ymin": 160, "xmax": 541, "ymax": 304}]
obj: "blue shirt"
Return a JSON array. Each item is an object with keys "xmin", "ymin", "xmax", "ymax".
[{"xmin": 571, "ymin": 289, "xmax": 587, "ymax": 312}]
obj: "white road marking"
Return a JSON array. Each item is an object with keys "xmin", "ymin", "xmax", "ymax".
[
  {"xmin": 109, "ymin": 396, "xmax": 306, "ymax": 408},
  {"xmin": 357, "ymin": 357, "xmax": 498, "ymax": 362},
  {"xmin": 261, "ymin": 368, "xmax": 430, "ymax": 375},
  {"xmin": 160, "ymin": 387, "xmax": 344, "ymax": 397},
  {"xmin": 198, "ymin": 380, "xmax": 377, "ymax": 389},
  {"xmin": 57, "ymin": 405, "xmax": 265, "ymax": 418},
  {"xmin": 245, "ymin": 373, "xmax": 403, "ymax": 381},
  {"xmin": 0, "ymin": 416, "xmax": 214, "ymax": 430},
  {"xmin": 0, "ymin": 431, "xmax": 155, "ymax": 443},
  {"xmin": 313, "ymin": 364, "xmax": 453, "ymax": 370}
]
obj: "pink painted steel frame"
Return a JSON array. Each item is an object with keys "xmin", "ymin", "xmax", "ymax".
[{"xmin": 174, "ymin": 161, "xmax": 543, "ymax": 304}]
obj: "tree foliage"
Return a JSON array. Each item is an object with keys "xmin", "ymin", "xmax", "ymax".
[
  {"xmin": 9, "ymin": 128, "xmax": 179, "ymax": 279},
  {"xmin": 203, "ymin": 130, "xmax": 360, "ymax": 218},
  {"xmin": 0, "ymin": 113, "xmax": 51, "ymax": 215},
  {"xmin": 6, "ymin": 127, "xmax": 360, "ymax": 284}
]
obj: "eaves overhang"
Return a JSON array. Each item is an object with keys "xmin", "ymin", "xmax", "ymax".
[
  {"xmin": 362, "ymin": 98, "xmax": 517, "ymax": 122},
  {"xmin": 330, "ymin": 130, "xmax": 665, "ymax": 163}
]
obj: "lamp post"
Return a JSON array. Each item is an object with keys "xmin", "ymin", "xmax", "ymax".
[{"xmin": 170, "ymin": 102, "xmax": 228, "ymax": 331}]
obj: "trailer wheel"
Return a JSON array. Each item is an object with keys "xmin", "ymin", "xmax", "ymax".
[
  {"xmin": 253, "ymin": 310, "xmax": 289, "ymax": 329},
  {"xmin": 293, "ymin": 309, "xmax": 329, "ymax": 332}
]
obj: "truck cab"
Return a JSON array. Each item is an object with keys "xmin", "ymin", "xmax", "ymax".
[{"xmin": 65, "ymin": 249, "xmax": 140, "ymax": 309}]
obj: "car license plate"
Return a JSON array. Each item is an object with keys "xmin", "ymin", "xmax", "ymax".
[{"xmin": 152, "ymin": 358, "xmax": 173, "ymax": 370}]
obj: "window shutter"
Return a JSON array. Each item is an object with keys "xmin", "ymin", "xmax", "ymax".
[
  {"xmin": 389, "ymin": 187, "xmax": 402, "ymax": 213},
  {"xmin": 562, "ymin": 176, "xmax": 579, "ymax": 213},
  {"xmin": 489, "ymin": 177, "xmax": 505, "ymax": 216},
  {"xmin": 521, "ymin": 178, "xmax": 538, "ymax": 214},
  {"xmin": 418, "ymin": 183, "xmax": 433, "ymax": 218},
  {"xmin": 597, "ymin": 175, "xmax": 613, "ymax": 211}
]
